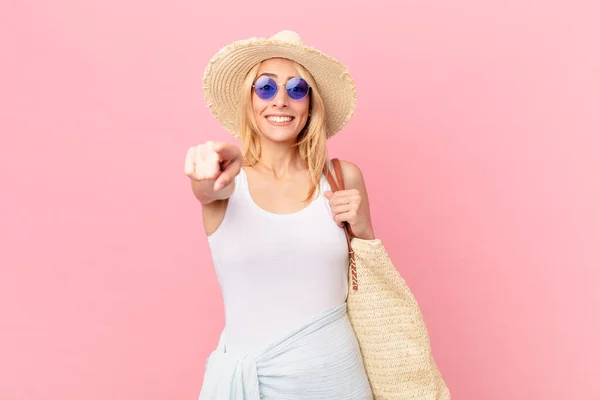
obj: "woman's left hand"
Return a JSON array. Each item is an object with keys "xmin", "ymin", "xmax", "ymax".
[{"xmin": 325, "ymin": 189, "xmax": 374, "ymax": 240}]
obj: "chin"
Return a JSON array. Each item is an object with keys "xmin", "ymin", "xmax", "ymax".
[{"xmin": 259, "ymin": 127, "xmax": 301, "ymax": 142}]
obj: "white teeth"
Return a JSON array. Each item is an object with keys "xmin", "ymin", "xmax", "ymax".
[{"xmin": 266, "ymin": 116, "xmax": 293, "ymax": 123}]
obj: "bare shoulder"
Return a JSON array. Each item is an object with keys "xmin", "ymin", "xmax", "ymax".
[
  {"xmin": 337, "ymin": 159, "xmax": 366, "ymax": 191},
  {"xmin": 336, "ymin": 159, "xmax": 375, "ymax": 239}
]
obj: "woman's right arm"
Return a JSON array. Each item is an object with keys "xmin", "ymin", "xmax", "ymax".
[
  {"xmin": 185, "ymin": 141, "xmax": 242, "ymax": 234},
  {"xmin": 190, "ymin": 178, "xmax": 235, "ymax": 205}
]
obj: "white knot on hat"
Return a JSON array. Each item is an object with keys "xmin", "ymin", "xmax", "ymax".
[{"xmin": 202, "ymin": 30, "xmax": 357, "ymax": 139}]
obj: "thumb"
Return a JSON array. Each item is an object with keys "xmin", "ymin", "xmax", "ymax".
[
  {"xmin": 214, "ymin": 158, "xmax": 241, "ymax": 191},
  {"xmin": 324, "ymin": 190, "xmax": 333, "ymax": 199}
]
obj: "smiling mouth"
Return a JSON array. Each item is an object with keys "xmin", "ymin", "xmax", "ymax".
[{"xmin": 265, "ymin": 115, "xmax": 294, "ymax": 124}]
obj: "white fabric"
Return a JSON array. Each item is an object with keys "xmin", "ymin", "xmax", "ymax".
[
  {"xmin": 201, "ymin": 166, "xmax": 372, "ymax": 398},
  {"xmin": 199, "ymin": 303, "xmax": 373, "ymax": 400},
  {"xmin": 206, "ymin": 167, "xmax": 349, "ymax": 354}
]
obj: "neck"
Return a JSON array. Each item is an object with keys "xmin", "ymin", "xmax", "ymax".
[{"xmin": 255, "ymin": 139, "xmax": 305, "ymax": 178}]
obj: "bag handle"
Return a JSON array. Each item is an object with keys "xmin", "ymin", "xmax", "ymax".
[{"xmin": 325, "ymin": 158, "xmax": 358, "ymax": 291}]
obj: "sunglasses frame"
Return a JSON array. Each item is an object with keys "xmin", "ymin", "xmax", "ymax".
[{"xmin": 252, "ymin": 76, "xmax": 311, "ymax": 101}]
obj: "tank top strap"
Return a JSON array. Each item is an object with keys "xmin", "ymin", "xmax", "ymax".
[
  {"xmin": 230, "ymin": 167, "xmax": 249, "ymax": 202},
  {"xmin": 320, "ymin": 160, "xmax": 335, "ymax": 195},
  {"xmin": 316, "ymin": 172, "xmax": 329, "ymax": 197},
  {"xmin": 236, "ymin": 167, "xmax": 249, "ymax": 189}
]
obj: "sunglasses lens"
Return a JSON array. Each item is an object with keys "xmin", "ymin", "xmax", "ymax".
[
  {"xmin": 286, "ymin": 77, "xmax": 309, "ymax": 100},
  {"xmin": 254, "ymin": 76, "xmax": 278, "ymax": 100}
]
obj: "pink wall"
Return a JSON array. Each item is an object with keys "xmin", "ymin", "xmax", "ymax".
[{"xmin": 1, "ymin": 0, "xmax": 598, "ymax": 399}]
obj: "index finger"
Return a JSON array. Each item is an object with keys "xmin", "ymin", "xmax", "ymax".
[{"xmin": 213, "ymin": 142, "xmax": 239, "ymax": 161}]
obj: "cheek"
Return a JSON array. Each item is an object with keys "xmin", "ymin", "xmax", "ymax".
[
  {"xmin": 252, "ymin": 93, "xmax": 270, "ymax": 117},
  {"xmin": 293, "ymin": 99, "xmax": 310, "ymax": 116},
  {"xmin": 251, "ymin": 97, "xmax": 261, "ymax": 116}
]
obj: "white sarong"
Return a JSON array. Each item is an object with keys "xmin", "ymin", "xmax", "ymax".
[{"xmin": 199, "ymin": 303, "xmax": 373, "ymax": 400}]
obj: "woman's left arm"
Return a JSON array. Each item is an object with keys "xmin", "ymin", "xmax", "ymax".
[{"xmin": 324, "ymin": 160, "xmax": 375, "ymax": 240}]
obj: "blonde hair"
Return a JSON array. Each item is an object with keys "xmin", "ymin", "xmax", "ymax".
[{"xmin": 237, "ymin": 60, "xmax": 329, "ymax": 202}]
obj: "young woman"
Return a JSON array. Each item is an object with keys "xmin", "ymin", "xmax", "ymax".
[{"xmin": 186, "ymin": 30, "xmax": 375, "ymax": 399}]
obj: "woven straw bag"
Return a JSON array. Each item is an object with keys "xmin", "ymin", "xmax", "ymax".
[{"xmin": 326, "ymin": 158, "xmax": 451, "ymax": 400}]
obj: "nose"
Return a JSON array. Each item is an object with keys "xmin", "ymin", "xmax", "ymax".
[{"xmin": 271, "ymin": 84, "xmax": 289, "ymax": 108}]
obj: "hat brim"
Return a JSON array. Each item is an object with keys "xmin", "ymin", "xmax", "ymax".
[{"xmin": 203, "ymin": 37, "xmax": 356, "ymax": 139}]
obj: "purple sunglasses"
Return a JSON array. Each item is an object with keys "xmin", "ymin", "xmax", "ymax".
[{"xmin": 252, "ymin": 76, "xmax": 311, "ymax": 101}]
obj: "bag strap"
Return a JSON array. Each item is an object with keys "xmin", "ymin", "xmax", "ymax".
[{"xmin": 325, "ymin": 158, "xmax": 358, "ymax": 291}]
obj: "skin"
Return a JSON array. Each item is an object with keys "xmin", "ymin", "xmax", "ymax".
[{"xmin": 184, "ymin": 58, "xmax": 375, "ymax": 240}]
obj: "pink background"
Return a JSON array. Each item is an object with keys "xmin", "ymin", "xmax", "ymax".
[{"xmin": 1, "ymin": 0, "xmax": 599, "ymax": 399}]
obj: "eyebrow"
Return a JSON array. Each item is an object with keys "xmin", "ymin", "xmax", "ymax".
[{"xmin": 258, "ymin": 72, "xmax": 295, "ymax": 80}]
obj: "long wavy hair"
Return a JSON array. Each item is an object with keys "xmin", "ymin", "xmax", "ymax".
[{"xmin": 237, "ymin": 60, "xmax": 329, "ymax": 202}]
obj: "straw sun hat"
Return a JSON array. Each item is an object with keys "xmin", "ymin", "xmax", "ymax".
[{"xmin": 202, "ymin": 30, "xmax": 356, "ymax": 139}]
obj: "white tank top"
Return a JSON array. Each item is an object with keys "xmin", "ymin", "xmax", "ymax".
[{"xmin": 206, "ymin": 165, "xmax": 349, "ymax": 355}]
